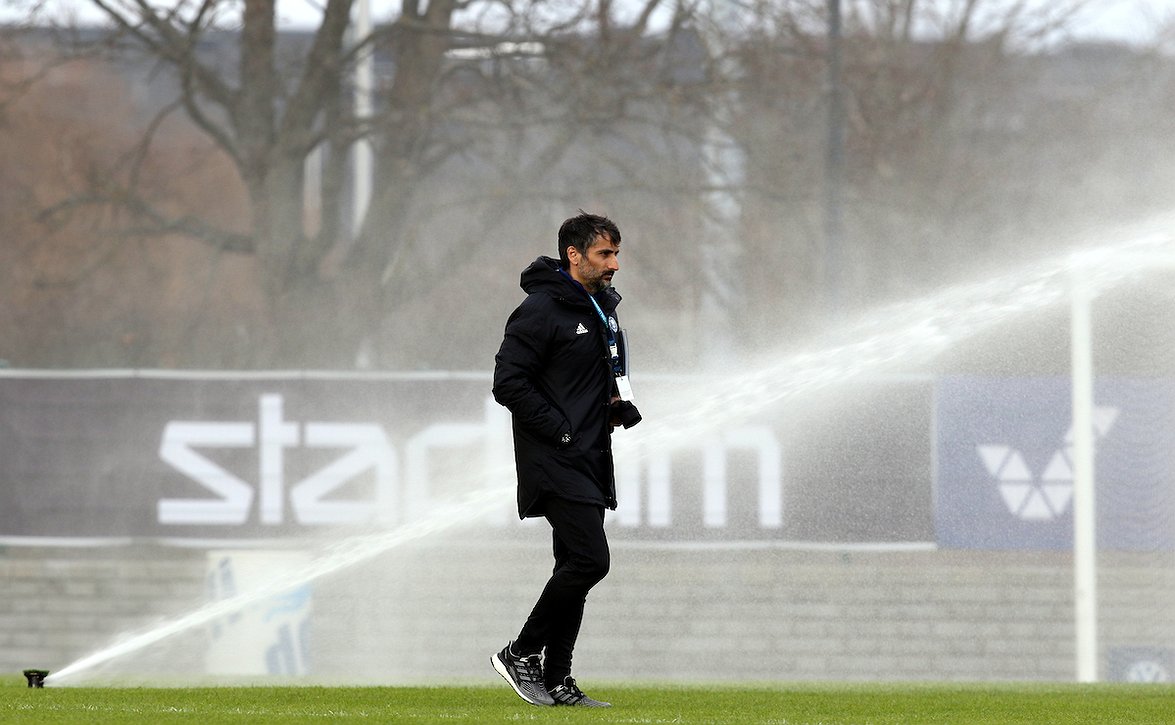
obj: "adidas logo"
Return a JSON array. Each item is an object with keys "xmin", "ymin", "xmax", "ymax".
[{"xmin": 575, "ymin": 323, "xmax": 589, "ymax": 335}]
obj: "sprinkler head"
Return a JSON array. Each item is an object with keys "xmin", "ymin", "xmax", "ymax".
[{"xmin": 23, "ymin": 669, "xmax": 49, "ymax": 688}]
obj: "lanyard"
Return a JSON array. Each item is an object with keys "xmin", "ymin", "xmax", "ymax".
[{"xmin": 560, "ymin": 268, "xmax": 623, "ymax": 375}]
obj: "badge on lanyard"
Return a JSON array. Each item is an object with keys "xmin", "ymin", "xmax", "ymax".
[
  {"xmin": 614, "ymin": 326, "xmax": 634, "ymax": 402},
  {"xmin": 615, "ymin": 373, "xmax": 634, "ymax": 402},
  {"xmin": 609, "ymin": 342, "xmax": 632, "ymax": 401}
]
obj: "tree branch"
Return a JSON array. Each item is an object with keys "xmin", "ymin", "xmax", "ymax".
[{"xmin": 39, "ymin": 192, "xmax": 254, "ymax": 252}]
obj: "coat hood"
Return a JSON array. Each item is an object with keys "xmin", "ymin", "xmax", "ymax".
[{"xmin": 519, "ymin": 255, "xmax": 621, "ymax": 311}]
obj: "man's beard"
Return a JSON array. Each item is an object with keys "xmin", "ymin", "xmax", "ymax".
[{"xmin": 577, "ymin": 260, "xmax": 612, "ymax": 293}]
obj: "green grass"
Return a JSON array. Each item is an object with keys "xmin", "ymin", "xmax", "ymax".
[{"xmin": 4, "ymin": 679, "xmax": 1175, "ymax": 724}]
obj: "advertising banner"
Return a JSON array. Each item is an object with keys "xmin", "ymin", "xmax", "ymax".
[
  {"xmin": 0, "ymin": 372, "xmax": 934, "ymax": 545},
  {"xmin": 0, "ymin": 373, "xmax": 510, "ymax": 541},
  {"xmin": 935, "ymin": 376, "xmax": 1175, "ymax": 550},
  {"xmin": 1107, "ymin": 647, "xmax": 1174, "ymax": 683},
  {"xmin": 205, "ymin": 550, "xmax": 313, "ymax": 676}
]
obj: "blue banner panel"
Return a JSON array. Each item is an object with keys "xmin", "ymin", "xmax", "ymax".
[
  {"xmin": 936, "ymin": 376, "xmax": 1175, "ymax": 550},
  {"xmin": 1107, "ymin": 647, "xmax": 1174, "ymax": 683}
]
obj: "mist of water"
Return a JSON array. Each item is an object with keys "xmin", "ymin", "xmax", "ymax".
[
  {"xmin": 626, "ymin": 221, "xmax": 1175, "ymax": 453},
  {"xmin": 47, "ymin": 483, "xmax": 509, "ymax": 684},
  {"xmin": 46, "ymin": 215, "xmax": 1175, "ymax": 686}
]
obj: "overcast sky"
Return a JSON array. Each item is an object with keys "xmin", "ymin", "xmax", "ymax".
[
  {"xmin": 1066, "ymin": 0, "xmax": 1175, "ymax": 43},
  {"xmin": 5, "ymin": 0, "xmax": 1174, "ymax": 47},
  {"xmin": 276, "ymin": 0, "xmax": 1175, "ymax": 45}
]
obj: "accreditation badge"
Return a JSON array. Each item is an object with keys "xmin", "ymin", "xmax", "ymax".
[{"xmin": 615, "ymin": 374, "xmax": 634, "ymax": 402}]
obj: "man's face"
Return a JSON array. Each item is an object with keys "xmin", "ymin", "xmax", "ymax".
[{"xmin": 568, "ymin": 234, "xmax": 620, "ymax": 294}]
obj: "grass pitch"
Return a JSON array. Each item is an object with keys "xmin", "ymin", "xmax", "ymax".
[{"xmin": 4, "ymin": 679, "xmax": 1174, "ymax": 724}]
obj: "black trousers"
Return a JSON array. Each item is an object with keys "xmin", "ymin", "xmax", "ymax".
[{"xmin": 513, "ymin": 497, "xmax": 610, "ymax": 688}]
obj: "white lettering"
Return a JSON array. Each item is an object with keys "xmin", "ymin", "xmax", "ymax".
[
  {"xmin": 158, "ymin": 393, "xmax": 787, "ymax": 532},
  {"xmin": 404, "ymin": 397, "xmax": 514, "ymax": 524},
  {"xmin": 159, "ymin": 395, "xmax": 397, "ymax": 526},
  {"xmin": 614, "ymin": 424, "xmax": 783, "ymax": 529},
  {"xmin": 702, "ymin": 428, "xmax": 783, "ymax": 528},
  {"xmin": 158, "ymin": 422, "xmax": 254, "ymax": 524},
  {"xmin": 293, "ymin": 423, "xmax": 397, "ymax": 525},
  {"xmin": 646, "ymin": 450, "xmax": 673, "ymax": 528},
  {"xmin": 259, "ymin": 394, "xmax": 299, "ymax": 524}
]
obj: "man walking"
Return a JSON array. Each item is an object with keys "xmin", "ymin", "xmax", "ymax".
[{"xmin": 490, "ymin": 212, "xmax": 641, "ymax": 707}]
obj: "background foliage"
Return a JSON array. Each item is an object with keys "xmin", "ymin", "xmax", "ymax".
[{"xmin": 1, "ymin": 0, "xmax": 1173, "ymax": 370}]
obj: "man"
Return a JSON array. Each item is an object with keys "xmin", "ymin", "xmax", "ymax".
[{"xmin": 490, "ymin": 211, "xmax": 641, "ymax": 708}]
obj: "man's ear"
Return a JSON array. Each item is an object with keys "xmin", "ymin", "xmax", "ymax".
[{"xmin": 565, "ymin": 246, "xmax": 579, "ymax": 264}]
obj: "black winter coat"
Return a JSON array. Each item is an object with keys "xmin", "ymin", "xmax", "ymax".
[{"xmin": 492, "ymin": 256, "xmax": 623, "ymax": 518}]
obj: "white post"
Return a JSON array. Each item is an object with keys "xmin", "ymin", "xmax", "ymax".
[
  {"xmin": 351, "ymin": 0, "xmax": 374, "ymax": 237},
  {"xmin": 1070, "ymin": 258, "xmax": 1098, "ymax": 683}
]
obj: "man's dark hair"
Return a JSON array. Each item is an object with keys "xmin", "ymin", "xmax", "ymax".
[{"xmin": 558, "ymin": 211, "xmax": 621, "ymax": 268}]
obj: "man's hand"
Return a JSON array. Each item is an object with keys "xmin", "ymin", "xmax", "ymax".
[{"xmin": 609, "ymin": 397, "xmax": 642, "ymax": 430}]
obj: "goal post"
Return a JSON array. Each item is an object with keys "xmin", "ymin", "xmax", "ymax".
[
  {"xmin": 1070, "ymin": 247, "xmax": 1175, "ymax": 683},
  {"xmin": 1069, "ymin": 258, "xmax": 1096, "ymax": 683}
]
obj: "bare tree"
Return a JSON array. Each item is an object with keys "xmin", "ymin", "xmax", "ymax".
[
  {"xmin": 7, "ymin": 0, "xmax": 720, "ymax": 368},
  {"xmin": 0, "ymin": 44, "xmax": 265, "ymax": 367},
  {"xmin": 0, "ymin": 0, "xmax": 690, "ymax": 361},
  {"xmin": 7, "ymin": 0, "xmax": 1147, "ymax": 370},
  {"xmin": 712, "ymin": 0, "xmax": 1097, "ymax": 345}
]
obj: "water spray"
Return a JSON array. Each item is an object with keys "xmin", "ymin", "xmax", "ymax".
[
  {"xmin": 46, "ymin": 484, "xmax": 510, "ymax": 685},
  {"xmin": 625, "ymin": 225, "xmax": 1175, "ymax": 455},
  {"xmin": 45, "ymin": 217, "xmax": 1175, "ymax": 686}
]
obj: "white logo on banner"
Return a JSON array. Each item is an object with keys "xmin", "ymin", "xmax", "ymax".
[
  {"xmin": 976, "ymin": 406, "xmax": 1118, "ymax": 521},
  {"xmin": 159, "ymin": 393, "xmax": 521, "ymax": 527},
  {"xmin": 1125, "ymin": 660, "xmax": 1170, "ymax": 683},
  {"xmin": 159, "ymin": 393, "xmax": 786, "ymax": 530},
  {"xmin": 159, "ymin": 394, "xmax": 397, "ymax": 526},
  {"xmin": 614, "ymin": 428, "xmax": 783, "ymax": 529}
]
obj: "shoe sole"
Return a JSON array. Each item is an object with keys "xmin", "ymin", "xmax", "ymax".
[{"xmin": 490, "ymin": 653, "xmax": 554, "ymax": 707}]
